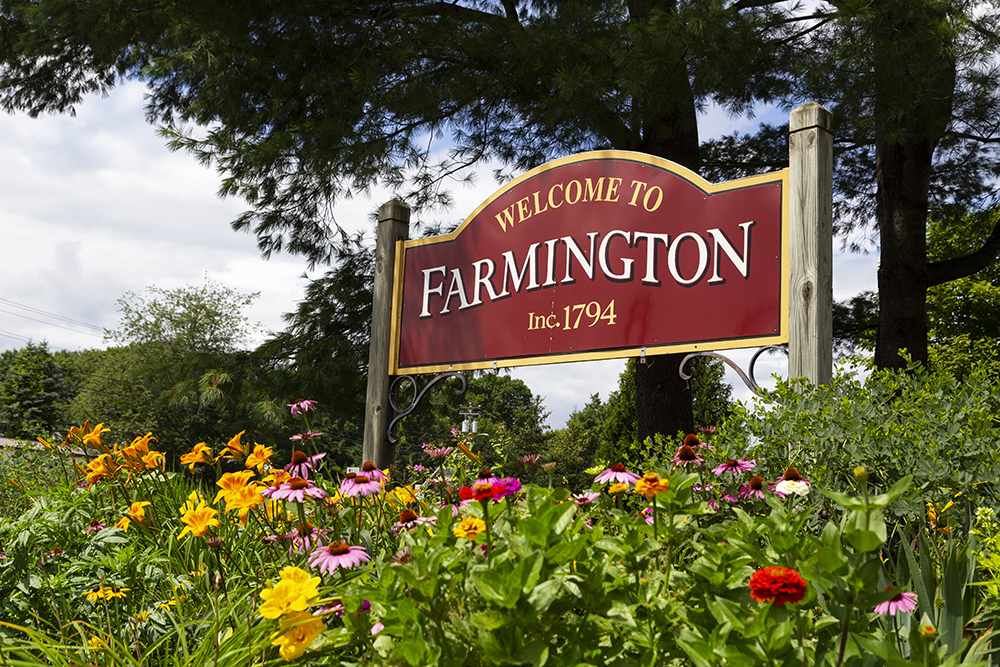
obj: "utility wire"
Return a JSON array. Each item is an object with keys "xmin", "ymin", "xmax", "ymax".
[
  {"xmin": 0, "ymin": 328, "xmax": 34, "ymax": 343},
  {"xmin": 0, "ymin": 297, "xmax": 104, "ymax": 331},
  {"xmin": 0, "ymin": 308, "xmax": 104, "ymax": 337}
]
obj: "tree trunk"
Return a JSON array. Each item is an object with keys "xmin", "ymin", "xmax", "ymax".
[
  {"xmin": 874, "ymin": 139, "xmax": 933, "ymax": 369},
  {"xmin": 626, "ymin": 0, "xmax": 701, "ymax": 444}
]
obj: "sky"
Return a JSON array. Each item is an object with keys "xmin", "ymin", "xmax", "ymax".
[{"xmin": 0, "ymin": 81, "xmax": 879, "ymax": 431}]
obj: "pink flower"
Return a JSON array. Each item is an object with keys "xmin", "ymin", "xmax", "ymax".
[
  {"xmin": 289, "ymin": 430, "xmax": 325, "ymax": 441},
  {"xmin": 422, "ymin": 444, "xmax": 455, "ymax": 458},
  {"xmin": 371, "ymin": 621, "xmax": 385, "ymax": 635},
  {"xmin": 642, "ymin": 508, "xmax": 654, "ymax": 525},
  {"xmin": 594, "ymin": 464, "xmax": 641, "ymax": 485},
  {"xmin": 288, "ymin": 399, "xmax": 318, "ymax": 416},
  {"xmin": 342, "ymin": 474, "xmax": 383, "ymax": 497},
  {"xmin": 573, "ymin": 491, "xmax": 601, "ymax": 506},
  {"xmin": 284, "ymin": 450, "xmax": 326, "ymax": 479},
  {"xmin": 493, "ymin": 477, "xmax": 522, "ymax": 499},
  {"xmin": 264, "ymin": 477, "xmax": 329, "ymax": 503},
  {"xmin": 672, "ymin": 444, "xmax": 703, "ymax": 468},
  {"xmin": 360, "ymin": 461, "xmax": 389, "ymax": 484},
  {"xmin": 308, "ymin": 541, "xmax": 370, "ymax": 574},
  {"xmin": 392, "ymin": 509, "xmax": 435, "ymax": 533},
  {"xmin": 520, "ymin": 454, "xmax": 540, "ymax": 465},
  {"xmin": 874, "ymin": 589, "xmax": 918, "ymax": 616},
  {"xmin": 739, "ymin": 475, "xmax": 768, "ymax": 500},
  {"xmin": 712, "ymin": 459, "xmax": 756, "ymax": 476},
  {"xmin": 474, "ymin": 470, "xmax": 499, "ymax": 487}
]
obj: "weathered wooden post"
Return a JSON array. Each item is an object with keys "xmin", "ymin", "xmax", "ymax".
[
  {"xmin": 363, "ymin": 199, "xmax": 409, "ymax": 468},
  {"xmin": 789, "ymin": 102, "xmax": 834, "ymax": 385}
]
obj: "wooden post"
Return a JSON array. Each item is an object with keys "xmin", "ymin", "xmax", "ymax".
[
  {"xmin": 788, "ymin": 102, "xmax": 833, "ymax": 385},
  {"xmin": 363, "ymin": 200, "xmax": 409, "ymax": 468}
]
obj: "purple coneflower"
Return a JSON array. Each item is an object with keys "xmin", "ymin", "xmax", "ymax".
[
  {"xmin": 699, "ymin": 426, "xmax": 717, "ymax": 435},
  {"xmin": 86, "ymin": 519, "xmax": 106, "ymax": 533},
  {"xmin": 573, "ymin": 491, "xmax": 601, "ymax": 506},
  {"xmin": 874, "ymin": 588, "xmax": 918, "ymax": 616},
  {"xmin": 288, "ymin": 399, "xmax": 318, "ymax": 416},
  {"xmin": 308, "ymin": 541, "xmax": 371, "ymax": 574},
  {"xmin": 392, "ymin": 509, "xmax": 436, "ymax": 533},
  {"xmin": 672, "ymin": 444, "xmax": 703, "ymax": 468},
  {"xmin": 594, "ymin": 464, "xmax": 641, "ymax": 485},
  {"xmin": 342, "ymin": 474, "xmax": 383, "ymax": 498},
  {"xmin": 422, "ymin": 444, "xmax": 455, "ymax": 458},
  {"xmin": 265, "ymin": 477, "xmax": 329, "ymax": 503},
  {"xmin": 712, "ymin": 459, "xmax": 756, "ymax": 476},
  {"xmin": 340, "ymin": 472, "xmax": 357, "ymax": 495},
  {"xmin": 360, "ymin": 461, "xmax": 389, "ymax": 484},
  {"xmin": 289, "ymin": 430, "xmax": 325, "ymax": 442},
  {"xmin": 474, "ymin": 469, "xmax": 499, "ymax": 487},
  {"xmin": 739, "ymin": 475, "xmax": 768, "ymax": 500},
  {"xmin": 642, "ymin": 508, "xmax": 654, "ymax": 525},
  {"xmin": 284, "ymin": 450, "xmax": 326, "ymax": 479},
  {"xmin": 520, "ymin": 454, "xmax": 540, "ymax": 465}
]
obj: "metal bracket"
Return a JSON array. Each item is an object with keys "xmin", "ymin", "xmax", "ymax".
[
  {"xmin": 386, "ymin": 372, "xmax": 468, "ymax": 443},
  {"xmin": 678, "ymin": 346, "xmax": 788, "ymax": 397}
]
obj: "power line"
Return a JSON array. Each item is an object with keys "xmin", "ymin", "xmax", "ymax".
[
  {"xmin": 0, "ymin": 328, "xmax": 34, "ymax": 343},
  {"xmin": 0, "ymin": 308, "xmax": 104, "ymax": 337},
  {"xmin": 0, "ymin": 297, "xmax": 104, "ymax": 331}
]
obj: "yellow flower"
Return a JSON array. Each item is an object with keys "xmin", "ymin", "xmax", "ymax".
[
  {"xmin": 115, "ymin": 516, "xmax": 131, "ymax": 532},
  {"xmin": 158, "ymin": 599, "xmax": 177, "ymax": 610},
  {"xmin": 224, "ymin": 482, "xmax": 266, "ymax": 524},
  {"xmin": 608, "ymin": 482, "xmax": 629, "ymax": 494},
  {"xmin": 88, "ymin": 636, "xmax": 104, "ymax": 650},
  {"xmin": 84, "ymin": 454, "xmax": 119, "ymax": 486},
  {"xmin": 81, "ymin": 422, "xmax": 110, "ymax": 449},
  {"xmin": 271, "ymin": 610, "xmax": 325, "ymax": 661},
  {"xmin": 177, "ymin": 502, "xmax": 220, "ymax": 540},
  {"xmin": 258, "ymin": 567, "xmax": 321, "ymax": 619},
  {"xmin": 245, "ymin": 443, "xmax": 274, "ymax": 472},
  {"xmin": 180, "ymin": 490, "xmax": 206, "ymax": 514},
  {"xmin": 83, "ymin": 586, "xmax": 129, "ymax": 602},
  {"xmin": 220, "ymin": 430, "xmax": 247, "ymax": 461},
  {"xmin": 180, "ymin": 442, "xmax": 214, "ymax": 472},
  {"xmin": 117, "ymin": 433, "xmax": 156, "ymax": 470},
  {"xmin": 214, "ymin": 470, "xmax": 257, "ymax": 504},
  {"xmin": 132, "ymin": 610, "xmax": 149, "ymax": 623},
  {"xmin": 142, "ymin": 450, "xmax": 166, "ymax": 471},
  {"xmin": 635, "ymin": 472, "xmax": 669, "ymax": 499},
  {"xmin": 453, "ymin": 516, "xmax": 486, "ymax": 540},
  {"xmin": 128, "ymin": 501, "xmax": 152, "ymax": 524}
]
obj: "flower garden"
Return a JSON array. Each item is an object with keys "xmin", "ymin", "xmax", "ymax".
[{"xmin": 2, "ymin": 369, "xmax": 1000, "ymax": 667}]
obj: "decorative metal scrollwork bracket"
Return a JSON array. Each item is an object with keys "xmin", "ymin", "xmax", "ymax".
[
  {"xmin": 679, "ymin": 345, "xmax": 788, "ymax": 397},
  {"xmin": 387, "ymin": 372, "xmax": 468, "ymax": 443}
]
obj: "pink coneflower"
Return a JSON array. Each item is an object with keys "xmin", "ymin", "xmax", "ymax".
[
  {"xmin": 284, "ymin": 450, "xmax": 326, "ymax": 479},
  {"xmin": 340, "ymin": 472, "xmax": 357, "ymax": 495},
  {"xmin": 493, "ymin": 477, "xmax": 522, "ymax": 499},
  {"xmin": 520, "ymin": 454, "xmax": 540, "ymax": 465},
  {"xmin": 308, "ymin": 541, "xmax": 371, "ymax": 574},
  {"xmin": 265, "ymin": 477, "xmax": 329, "ymax": 503},
  {"xmin": 740, "ymin": 475, "xmax": 768, "ymax": 500},
  {"xmin": 874, "ymin": 588, "xmax": 918, "ymax": 616},
  {"xmin": 699, "ymin": 426, "xmax": 717, "ymax": 435},
  {"xmin": 290, "ymin": 430, "xmax": 325, "ymax": 442},
  {"xmin": 85, "ymin": 519, "xmax": 106, "ymax": 533},
  {"xmin": 594, "ymin": 464, "xmax": 641, "ymax": 485},
  {"xmin": 288, "ymin": 399, "xmax": 318, "ymax": 416},
  {"xmin": 541, "ymin": 462, "xmax": 556, "ymax": 472},
  {"xmin": 712, "ymin": 459, "xmax": 756, "ymax": 476},
  {"xmin": 342, "ymin": 474, "xmax": 383, "ymax": 497},
  {"xmin": 275, "ymin": 523, "xmax": 328, "ymax": 553},
  {"xmin": 361, "ymin": 461, "xmax": 389, "ymax": 484},
  {"xmin": 642, "ymin": 508, "xmax": 654, "ymax": 525},
  {"xmin": 423, "ymin": 444, "xmax": 455, "ymax": 458},
  {"xmin": 672, "ymin": 445, "xmax": 703, "ymax": 468},
  {"xmin": 475, "ymin": 470, "xmax": 499, "ymax": 487},
  {"xmin": 392, "ymin": 509, "xmax": 436, "ymax": 533},
  {"xmin": 684, "ymin": 433, "xmax": 713, "ymax": 451},
  {"xmin": 573, "ymin": 491, "xmax": 601, "ymax": 506}
]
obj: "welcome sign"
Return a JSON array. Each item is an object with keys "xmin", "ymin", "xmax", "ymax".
[{"xmin": 389, "ymin": 151, "xmax": 789, "ymax": 374}]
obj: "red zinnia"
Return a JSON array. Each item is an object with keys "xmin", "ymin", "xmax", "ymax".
[{"xmin": 748, "ymin": 567, "xmax": 808, "ymax": 606}]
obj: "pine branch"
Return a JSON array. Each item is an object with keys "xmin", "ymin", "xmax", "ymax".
[{"xmin": 927, "ymin": 218, "xmax": 1000, "ymax": 286}]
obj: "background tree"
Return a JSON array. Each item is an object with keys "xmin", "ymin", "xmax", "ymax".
[
  {"xmin": 0, "ymin": 341, "xmax": 69, "ymax": 439},
  {"xmin": 0, "ymin": 0, "xmax": 807, "ymax": 446}
]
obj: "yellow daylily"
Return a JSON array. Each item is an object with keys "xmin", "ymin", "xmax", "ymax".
[
  {"xmin": 220, "ymin": 430, "xmax": 247, "ymax": 461},
  {"xmin": 245, "ymin": 443, "xmax": 274, "ymax": 473},
  {"xmin": 180, "ymin": 442, "xmax": 214, "ymax": 472}
]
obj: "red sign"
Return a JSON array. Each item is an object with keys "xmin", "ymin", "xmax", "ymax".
[{"xmin": 390, "ymin": 151, "xmax": 788, "ymax": 373}]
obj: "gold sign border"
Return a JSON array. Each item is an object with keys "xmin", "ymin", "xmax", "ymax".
[{"xmin": 389, "ymin": 150, "xmax": 790, "ymax": 374}]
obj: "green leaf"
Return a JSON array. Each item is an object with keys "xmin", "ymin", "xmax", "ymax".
[{"xmin": 844, "ymin": 509, "xmax": 887, "ymax": 552}]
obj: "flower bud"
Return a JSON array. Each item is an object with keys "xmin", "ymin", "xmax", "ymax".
[
  {"xmin": 919, "ymin": 623, "xmax": 937, "ymax": 639},
  {"xmin": 853, "ymin": 467, "xmax": 868, "ymax": 483}
]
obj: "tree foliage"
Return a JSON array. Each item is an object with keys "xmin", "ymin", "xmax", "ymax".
[{"xmin": 0, "ymin": 341, "xmax": 68, "ymax": 439}]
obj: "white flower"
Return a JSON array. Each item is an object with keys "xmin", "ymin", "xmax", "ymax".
[{"xmin": 775, "ymin": 480, "xmax": 810, "ymax": 497}]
